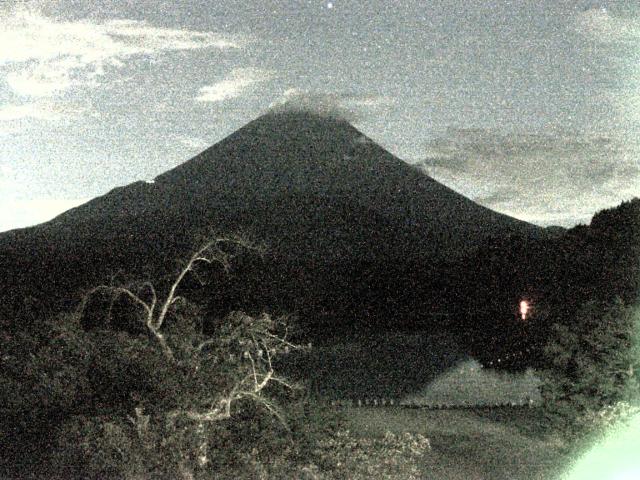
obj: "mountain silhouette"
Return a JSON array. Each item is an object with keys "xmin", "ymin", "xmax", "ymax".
[{"xmin": 0, "ymin": 110, "xmax": 545, "ymax": 331}]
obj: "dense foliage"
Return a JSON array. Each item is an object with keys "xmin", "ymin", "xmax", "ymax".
[
  {"xmin": 0, "ymin": 237, "xmax": 335, "ymax": 479},
  {"xmin": 1, "ymin": 197, "xmax": 638, "ymax": 476},
  {"xmin": 453, "ymin": 198, "xmax": 640, "ymax": 371},
  {"xmin": 540, "ymin": 298, "xmax": 640, "ymax": 436},
  {"xmin": 2, "ymin": 310, "xmax": 324, "ymax": 477}
]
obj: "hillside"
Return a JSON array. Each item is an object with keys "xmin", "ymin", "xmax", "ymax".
[{"xmin": 0, "ymin": 111, "xmax": 544, "ymax": 331}]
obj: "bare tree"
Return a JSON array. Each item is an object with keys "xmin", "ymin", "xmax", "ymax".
[
  {"xmin": 77, "ymin": 234, "xmax": 307, "ymax": 478},
  {"xmin": 78, "ymin": 234, "xmax": 260, "ymax": 362}
]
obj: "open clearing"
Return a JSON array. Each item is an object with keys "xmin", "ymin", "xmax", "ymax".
[{"xmin": 339, "ymin": 406, "xmax": 571, "ymax": 480}]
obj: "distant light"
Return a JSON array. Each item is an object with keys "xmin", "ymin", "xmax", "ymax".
[
  {"xmin": 327, "ymin": 2, "xmax": 334, "ymax": 8},
  {"xmin": 519, "ymin": 300, "xmax": 529, "ymax": 320}
]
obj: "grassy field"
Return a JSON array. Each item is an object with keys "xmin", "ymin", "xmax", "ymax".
[
  {"xmin": 321, "ymin": 406, "xmax": 572, "ymax": 480},
  {"xmin": 281, "ymin": 331, "xmax": 572, "ymax": 478},
  {"xmin": 284, "ymin": 331, "xmax": 543, "ymax": 409}
]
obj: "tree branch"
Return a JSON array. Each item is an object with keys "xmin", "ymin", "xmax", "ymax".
[
  {"xmin": 155, "ymin": 236, "xmax": 256, "ymax": 331},
  {"xmin": 195, "ymin": 338, "xmax": 217, "ymax": 353},
  {"xmin": 79, "ymin": 285, "xmax": 153, "ymax": 323}
]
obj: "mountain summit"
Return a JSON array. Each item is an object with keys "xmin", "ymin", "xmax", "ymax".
[
  {"xmin": 0, "ymin": 111, "xmax": 542, "ymax": 327},
  {"xmin": 49, "ymin": 110, "xmax": 537, "ymax": 255}
]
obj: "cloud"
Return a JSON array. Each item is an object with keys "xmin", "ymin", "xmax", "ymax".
[
  {"xmin": 575, "ymin": 7, "xmax": 640, "ymax": 44},
  {"xmin": 0, "ymin": 163, "xmax": 15, "ymax": 190},
  {"xmin": 572, "ymin": 8, "xmax": 640, "ymax": 131},
  {"xmin": 421, "ymin": 128, "xmax": 640, "ymax": 226},
  {"xmin": 5, "ymin": 57, "xmax": 86, "ymax": 97},
  {"xmin": 0, "ymin": 100, "xmax": 87, "ymax": 121},
  {"xmin": 269, "ymin": 88, "xmax": 393, "ymax": 121},
  {"xmin": 176, "ymin": 135, "xmax": 210, "ymax": 150},
  {"xmin": 195, "ymin": 68, "xmax": 272, "ymax": 102},
  {"xmin": 0, "ymin": 103, "xmax": 59, "ymax": 121},
  {"xmin": 0, "ymin": 7, "xmax": 240, "ymax": 97}
]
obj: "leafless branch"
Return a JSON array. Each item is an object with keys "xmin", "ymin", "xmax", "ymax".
[
  {"xmin": 189, "ymin": 269, "xmax": 207, "ymax": 287},
  {"xmin": 195, "ymin": 338, "xmax": 217, "ymax": 353},
  {"xmin": 247, "ymin": 352, "xmax": 258, "ymax": 388},
  {"xmin": 78, "ymin": 285, "xmax": 152, "ymax": 321},
  {"xmin": 170, "ymin": 295, "xmax": 185, "ymax": 305},
  {"xmin": 263, "ymin": 331, "xmax": 301, "ymax": 350},
  {"xmin": 268, "ymin": 375, "xmax": 302, "ymax": 390},
  {"xmin": 79, "ymin": 233, "xmax": 299, "ymax": 443},
  {"xmin": 155, "ymin": 235, "xmax": 258, "ymax": 332},
  {"xmin": 192, "ymin": 256, "xmax": 214, "ymax": 265}
]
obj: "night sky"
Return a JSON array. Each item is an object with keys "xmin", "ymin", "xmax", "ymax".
[{"xmin": 1, "ymin": 0, "xmax": 638, "ymax": 231}]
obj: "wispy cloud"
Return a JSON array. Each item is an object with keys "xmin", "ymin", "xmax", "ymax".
[
  {"xmin": 572, "ymin": 7, "xmax": 640, "ymax": 133},
  {"xmin": 421, "ymin": 128, "xmax": 640, "ymax": 226},
  {"xmin": 0, "ymin": 103, "xmax": 59, "ymax": 121},
  {"xmin": 195, "ymin": 68, "xmax": 272, "ymax": 102},
  {"xmin": 575, "ymin": 7, "xmax": 640, "ymax": 44},
  {"xmin": 0, "ymin": 7, "xmax": 240, "ymax": 98},
  {"xmin": 0, "ymin": 100, "xmax": 87, "ymax": 121},
  {"xmin": 269, "ymin": 88, "xmax": 393, "ymax": 121},
  {"xmin": 176, "ymin": 135, "xmax": 210, "ymax": 150}
]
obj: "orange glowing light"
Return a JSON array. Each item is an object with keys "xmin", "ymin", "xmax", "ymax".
[{"xmin": 519, "ymin": 300, "xmax": 529, "ymax": 320}]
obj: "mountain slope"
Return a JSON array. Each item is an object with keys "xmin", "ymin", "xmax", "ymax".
[{"xmin": 0, "ymin": 111, "xmax": 543, "ymax": 328}]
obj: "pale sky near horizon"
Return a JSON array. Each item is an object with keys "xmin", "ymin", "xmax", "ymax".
[{"xmin": 1, "ymin": 0, "xmax": 639, "ymax": 232}]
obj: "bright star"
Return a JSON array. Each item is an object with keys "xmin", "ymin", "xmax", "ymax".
[{"xmin": 327, "ymin": 2, "xmax": 333, "ymax": 9}]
